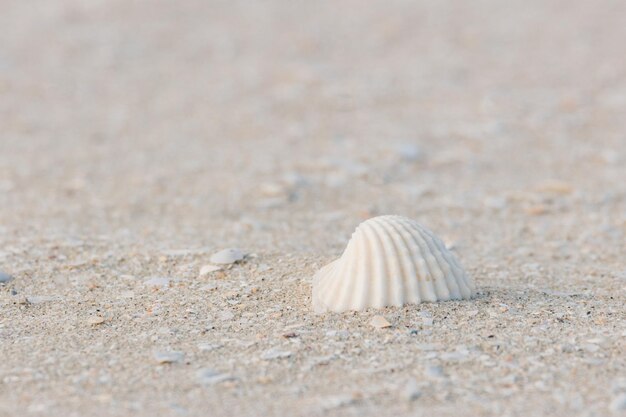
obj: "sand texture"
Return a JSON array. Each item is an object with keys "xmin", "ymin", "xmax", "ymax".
[{"xmin": 1, "ymin": 1, "xmax": 625, "ymax": 416}]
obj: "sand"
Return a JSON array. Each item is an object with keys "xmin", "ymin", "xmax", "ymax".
[{"xmin": 1, "ymin": 1, "xmax": 625, "ymax": 416}]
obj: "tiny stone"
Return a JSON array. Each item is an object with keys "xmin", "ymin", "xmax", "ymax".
[
  {"xmin": 525, "ymin": 205, "xmax": 549, "ymax": 216},
  {"xmin": 260, "ymin": 349, "xmax": 292, "ymax": 360},
  {"xmin": 396, "ymin": 143, "xmax": 424, "ymax": 162},
  {"xmin": 199, "ymin": 264, "xmax": 223, "ymax": 276},
  {"xmin": 425, "ymin": 365, "xmax": 445, "ymax": 378},
  {"xmin": 209, "ymin": 248, "xmax": 244, "ymax": 265},
  {"xmin": 467, "ymin": 310, "xmax": 479, "ymax": 317},
  {"xmin": 197, "ymin": 343, "xmax": 223, "ymax": 352},
  {"xmin": 219, "ymin": 311, "xmax": 235, "ymax": 321},
  {"xmin": 196, "ymin": 368, "xmax": 235, "ymax": 385},
  {"xmin": 26, "ymin": 296, "xmax": 58, "ymax": 304},
  {"xmin": 0, "ymin": 271, "xmax": 13, "ymax": 283},
  {"xmin": 422, "ymin": 317, "xmax": 434, "ymax": 326},
  {"xmin": 610, "ymin": 393, "xmax": 626, "ymax": 412},
  {"xmin": 153, "ymin": 351, "xmax": 184, "ymax": 364},
  {"xmin": 535, "ymin": 180, "xmax": 573, "ymax": 195},
  {"xmin": 401, "ymin": 378, "xmax": 421, "ymax": 401},
  {"xmin": 143, "ymin": 277, "xmax": 170, "ymax": 288},
  {"xmin": 88, "ymin": 316, "xmax": 105, "ymax": 326},
  {"xmin": 320, "ymin": 394, "xmax": 357, "ymax": 411},
  {"xmin": 370, "ymin": 316, "xmax": 392, "ymax": 329}
]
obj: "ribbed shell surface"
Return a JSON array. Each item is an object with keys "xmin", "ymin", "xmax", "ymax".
[{"xmin": 312, "ymin": 215, "xmax": 475, "ymax": 313}]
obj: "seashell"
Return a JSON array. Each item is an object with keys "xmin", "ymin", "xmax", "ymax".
[{"xmin": 312, "ymin": 215, "xmax": 475, "ymax": 313}]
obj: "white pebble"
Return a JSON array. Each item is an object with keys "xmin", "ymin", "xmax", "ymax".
[
  {"xmin": 219, "ymin": 311, "xmax": 235, "ymax": 321},
  {"xmin": 26, "ymin": 296, "xmax": 59, "ymax": 304},
  {"xmin": 143, "ymin": 277, "xmax": 170, "ymax": 288},
  {"xmin": 610, "ymin": 393, "xmax": 626, "ymax": 412},
  {"xmin": 196, "ymin": 368, "xmax": 235, "ymax": 385},
  {"xmin": 153, "ymin": 351, "xmax": 184, "ymax": 364},
  {"xmin": 0, "ymin": 271, "xmax": 13, "ymax": 283},
  {"xmin": 199, "ymin": 264, "xmax": 223, "ymax": 276},
  {"xmin": 370, "ymin": 316, "xmax": 392, "ymax": 329},
  {"xmin": 197, "ymin": 343, "xmax": 223, "ymax": 352},
  {"xmin": 260, "ymin": 349, "xmax": 292, "ymax": 360},
  {"xmin": 320, "ymin": 394, "xmax": 357, "ymax": 411},
  {"xmin": 210, "ymin": 248, "xmax": 244, "ymax": 265},
  {"xmin": 425, "ymin": 365, "xmax": 445, "ymax": 378},
  {"xmin": 400, "ymin": 378, "xmax": 421, "ymax": 401}
]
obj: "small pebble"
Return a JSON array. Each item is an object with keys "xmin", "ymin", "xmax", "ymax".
[
  {"xmin": 370, "ymin": 316, "xmax": 392, "ymax": 329},
  {"xmin": 525, "ymin": 205, "xmax": 549, "ymax": 216},
  {"xmin": 197, "ymin": 343, "xmax": 223, "ymax": 352},
  {"xmin": 196, "ymin": 368, "xmax": 235, "ymax": 385},
  {"xmin": 0, "ymin": 271, "xmax": 13, "ymax": 283},
  {"xmin": 210, "ymin": 248, "xmax": 244, "ymax": 265},
  {"xmin": 153, "ymin": 351, "xmax": 185, "ymax": 364},
  {"xmin": 219, "ymin": 311, "xmax": 235, "ymax": 321},
  {"xmin": 400, "ymin": 378, "xmax": 421, "ymax": 401},
  {"xmin": 422, "ymin": 317, "xmax": 434, "ymax": 326},
  {"xmin": 610, "ymin": 393, "xmax": 626, "ymax": 412},
  {"xmin": 320, "ymin": 394, "xmax": 358, "ymax": 411},
  {"xmin": 26, "ymin": 296, "xmax": 58, "ymax": 304},
  {"xmin": 425, "ymin": 365, "xmax": 445, "ymax": 378},
  {"xmin": 143, "ymin": 277, "xmax": 170, "ymax": 288},
  {"xmin": 199, "ymin": 264, "xmax": 223, "ymax": 276},
  {"xmin": 88, "ymin": 316, "xmax": 105, "ymax": 326},
  {"xmin": 535, "ymin": 180, "xmax": 573, "ymax": 195},
  {"xmin": 395, "ymin": 143, "xmax": 424, "ymax": 162},
  {"xmin": 260, "ymin": 349, "xmax": 292, "ymax": 360}
]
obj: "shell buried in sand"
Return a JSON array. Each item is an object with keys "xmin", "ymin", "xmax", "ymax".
[{"xmin": 312, "ymin": 215, "xmax": 475, "ymax": 313}]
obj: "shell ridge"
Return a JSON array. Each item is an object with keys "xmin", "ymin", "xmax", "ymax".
[
  {"xmin": 371, "ymin": 218, "xmax": 405, "ymax": 306},
  {"xmin": 420, "ymin": 229, "xmax": 462, "ymax": 299},
  {"xmin": 395, "ymin": 219, "xmax": 437, "ymax": 302},
  {"xmin": 384, "ymin": 218, "xmax": 421, "ymax": 304},
  {"xmin": 363, "ymin": 221, "xmax": 388, "ymax": 308},
  {"xmin": 401, "ymin": 219, "xmax": 449, "ymax": 301},
  {"xmin": 324, "ymin": 251, "xmax": 351, "ymax": 311},
  {"xmin": 411, "ymin": 222, "xmax": 453, "ymax": 300},
  {"xmin": 332, "ymin": 240, "xmax": 358, "ymax": 311},
  {"xmin": 378, "ymin": 217, "xmax": 416, "ymax": 305},
  {"xmin": 313, "ymin": 261, "xmax": 335, "ymax": 313},
  {"xmin": 417, "ymin": 225, "xmax": 473, "ymax": 298},
  {"xmin": 418, "ymin": 227, "xmax": 474, "ymax": 294},
  {"xmin": 416, "ymin": 224, "xmax": 474, "ymax": 295},
  {"xmin": 343, "ymin": 239, "xmax": 362, "ymax": 310},
  {"xmin": 354, "ymin": 226, "xmax": 372, "ymax": 311}
]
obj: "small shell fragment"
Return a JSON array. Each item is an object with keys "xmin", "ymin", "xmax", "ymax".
[
  {"xmin": 210, "ymin": 248, "xmax": 244, "ymax": 265},
  {"xmin": 199, "ymin": 264, "xmax": 223, "ymax": 276},
  {"xmin": 535, "ymin": 180, "xmax": 573, "ymax": 195},
  {"xmin": 153, "ymin": 351, "xmax": 184, "ymax": 364},
  {"xmin": 88, "ymin": 316, "xmax": 105, "ymax": 326},
  {"xmin": 370, "ymin": 315, "xmax": 392, "ymax": 329},
  {"xmin": 312, "ymin": 215, "xmax": 475, "ymax": 313}
]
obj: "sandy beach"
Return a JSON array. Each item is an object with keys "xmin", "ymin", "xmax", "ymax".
[{"xmin": 1, "ymin": 1, "xmax": 625, "ymax": 416}]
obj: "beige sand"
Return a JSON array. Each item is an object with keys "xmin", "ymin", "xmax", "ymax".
[{"xmin": 1, "ymin": 1, "xmax": 625, "ymax": 416}]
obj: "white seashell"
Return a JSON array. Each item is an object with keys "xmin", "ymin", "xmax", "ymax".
[
  {"xmin": 312, "ymin": 215, "xmax": 475, "ymax": 313},
  {"xmin": 209, "ymin": 248, "xmax": 244, "ymax": 265}
]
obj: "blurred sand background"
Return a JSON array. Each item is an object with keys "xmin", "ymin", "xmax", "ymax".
[{"xmin": 1, "ymin": 0, "xmax": 625, "ymax": 416}]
